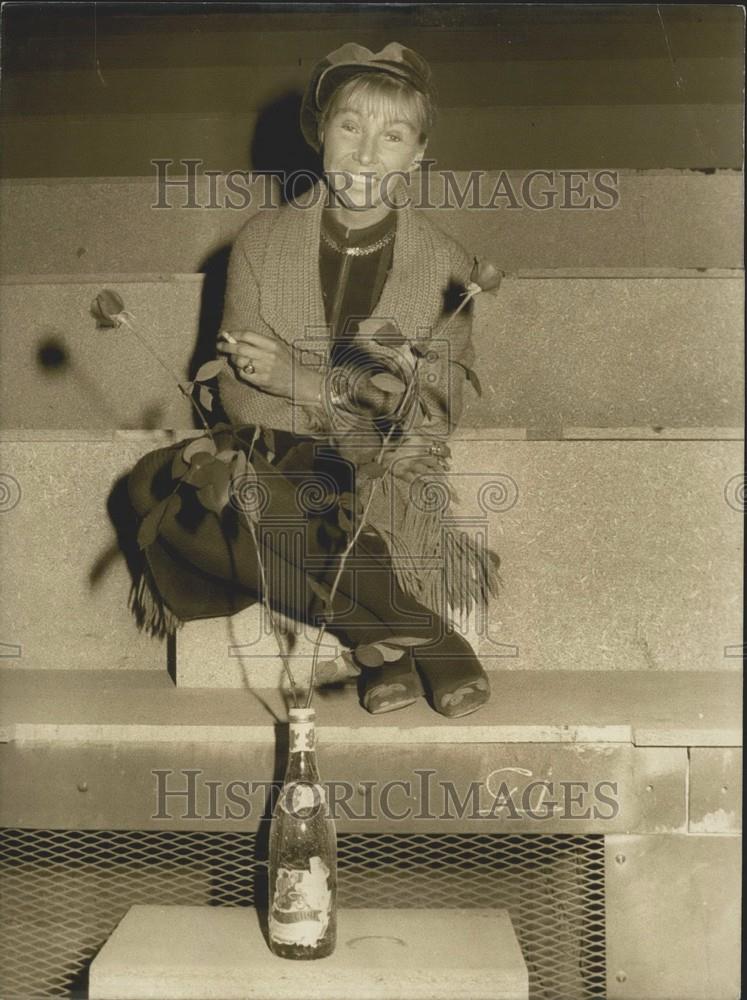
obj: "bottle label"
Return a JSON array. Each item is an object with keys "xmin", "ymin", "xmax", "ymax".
[
  {"xmin": 289, "ymin": 721, "xmax": 316, "ymax": 753},
  {"xmin": 269, "ymin": 856, "xmax": 332, "ymax": 948}
]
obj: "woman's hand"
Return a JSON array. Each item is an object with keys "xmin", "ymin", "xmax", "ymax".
[
  {"xmin": 216, "ymin": 330, "xmax": 320, "ymax": 403},
  {"xmin": 381, "ymin": 433, "xmax": 456, "ymax": 497}
]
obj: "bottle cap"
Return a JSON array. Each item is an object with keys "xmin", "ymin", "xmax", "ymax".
[{"xmin": 288, "ymin": 707, "xmax": 316, "ymax": 721}]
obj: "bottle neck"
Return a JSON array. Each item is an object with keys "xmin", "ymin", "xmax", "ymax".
[{"xmin": 286, "ymin": 717, "xmax": 320, "ymax": 783}]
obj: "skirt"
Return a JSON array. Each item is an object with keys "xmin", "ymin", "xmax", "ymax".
[{"xmin": 126, "ymin": 425, "xmax": 488, "ymax": 704}]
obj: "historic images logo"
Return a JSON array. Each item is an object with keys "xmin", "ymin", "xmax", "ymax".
[
  {"xmin": 151, "ymin": 767, "xmax": 620, "ymax": 822},
  {"xmin": 151, "ymin": 160, "xmax": 621, "ymax": 212}
]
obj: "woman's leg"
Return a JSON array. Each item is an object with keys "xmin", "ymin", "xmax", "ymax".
[
  {"xmin": 351, "ymin": 532, "xmax": 490, "ymax": 718},
  {"xmin": 127, "ymin": 440, "xmax": 443, "ymax": 648}
]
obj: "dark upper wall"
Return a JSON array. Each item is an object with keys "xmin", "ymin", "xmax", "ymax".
[{"xmin": 0, "ymin": 3, "xmax": 744, "ymax": 176}]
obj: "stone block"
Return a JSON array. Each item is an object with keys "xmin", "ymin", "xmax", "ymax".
[
  {"xmin": 638, "ymin": 170, "xmax": 744, "ymax": 270},
  {"xmin": 0, "ymin": 178, "xmax": 219, "ymax": 276},
  {"xmin": 420, "ymin": 170, "xmax": 743, "ymax": 271},
  {"xmin": 0, "ymin": 278, "xmax": 202, "ymax": 429},
  {"xmin": 0, "ymin": 432, "xmax": 171, "ymax": 672},
  {"xmin": 88, "ymin": 904, "xmax": 528, "ymax": 1000},
  {"xmin": 1, "ymin": 171, "xmax": 741, "ymax": 275},
  {"xmin": 471, "ymin": 438, "xmax": 742, "ymax": 672},
  {"xmin": 175, "ymin": 605, "xmax": 345, "ymax": 689},
  {"xmin": 461, "ymin": 275, "xmax": 743, "ymax": 431},
  {"xmin": 0, "ymin": 434, "xmax": 740, "ymax": 682}
]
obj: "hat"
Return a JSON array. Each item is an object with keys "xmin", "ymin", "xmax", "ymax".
[{"xmin": 300, "ymin": 41, "xmax": 433, "ymax": 152}]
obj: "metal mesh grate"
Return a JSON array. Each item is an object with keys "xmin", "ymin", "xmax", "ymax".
[{"xmin": 0, "ymin": 829, "xmax": 606, "ymax": 1000}]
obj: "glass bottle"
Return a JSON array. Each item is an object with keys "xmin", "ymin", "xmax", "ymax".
[{"xmin": 268, "ymin": 707, "xmax": 337, "ymax": 959}]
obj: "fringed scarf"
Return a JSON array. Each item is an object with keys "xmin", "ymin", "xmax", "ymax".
[{"xmin": 129, "ymin": 557, "xmax": 185, "ymax": 637}]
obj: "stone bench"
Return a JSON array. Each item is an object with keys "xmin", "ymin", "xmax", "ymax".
[
  {"xmin": 88, "ymin": 904, "xmax": 529, "ymax": 1000},
  {"xmin": 0, "ymin": 432, "xmax": 741, "ymax": 684},
  {"xmin": 0, "ymin": 272, "xmax": 742, "ymax": 430},
  {"xmin": 0, "ymin": 172, "xmax": 741, "ymax": 274}
]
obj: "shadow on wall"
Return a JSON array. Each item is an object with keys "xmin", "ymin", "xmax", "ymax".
[
  {"xmin": 250, "ymin": 91, "xmax": 322, "ymax": 203},
  {"xmin": 187, "ymin": 91, "xmax": 323, "ymax": 427},
  {"xmin": 35, "ymin": 333, "xmax": 168, "ymax": 429},
  {"xmin": 30, "ymin": 93, "xmax": 320, "ymax": 433},
  {"xmin": 88, "ymin": 93, "xmax": 323, "ymax": 651},
  {"xmin": 94, "ymin": 472, "xmax": 166, "ymax": 639}
]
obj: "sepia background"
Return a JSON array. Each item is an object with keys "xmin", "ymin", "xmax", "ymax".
[{"xmin": 0, "ymin": 5, "xmax": 742, "ymax": 1000}]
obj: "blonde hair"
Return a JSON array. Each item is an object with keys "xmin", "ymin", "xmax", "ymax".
[{"xmin": 320, "ymin": 73, "xmax": 434, "ymax": 145}]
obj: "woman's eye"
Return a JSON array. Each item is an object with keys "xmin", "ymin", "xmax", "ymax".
[
  {"xmin": 341, "ymin": 122, "xmax": 358, "ymax": 133},
  {"xmin": 385, "ymin": 133, "xmax": 403, "ymax": 142}
]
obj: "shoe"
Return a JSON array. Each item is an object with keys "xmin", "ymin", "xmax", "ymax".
[
  {"xmin": 416, "ymin": 659, "xmax": 492, "ymax": 719},
  {"xmin": 360, "ymin": 658, "xmax": 424, "ymax": 715},
  {"xmin": 435, "ymin": 676, "xmax": 491, "ymax": 718}
]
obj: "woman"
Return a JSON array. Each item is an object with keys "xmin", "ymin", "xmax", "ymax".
[{"xmin": 127, "ymin": 42, "xmax": 501, "ymax": 717}]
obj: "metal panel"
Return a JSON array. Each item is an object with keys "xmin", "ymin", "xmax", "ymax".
[
  {"xmin": 605, "ymin": 834, "xmax": 741, "ymax": 1000},
  {"xmin": 0, "ymin": 741, "xmax": 687, "ymax": 834},
  {"xmin": 688, "ymin": 748, "xmax": 742, "ymax": 834}
]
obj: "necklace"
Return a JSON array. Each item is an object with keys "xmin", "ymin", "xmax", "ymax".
[{"xmin": 320, "ymin": 226, "xmax": 395, "ymax": 257}]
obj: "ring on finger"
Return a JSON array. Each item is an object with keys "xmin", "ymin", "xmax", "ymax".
[{"xmin": 243, "ymin": 359, "xmax": 256, "ymax": 374}]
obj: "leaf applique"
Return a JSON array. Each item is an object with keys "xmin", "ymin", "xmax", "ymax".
[
  {"xmin": 171, "ymin": 451, "xmax": 189, "ymax": 478},
  {"xmin": 199, "ymin": 385, "xmax": 214, "ymax": 412},
  {"xmin": 183, "ymin": 435, "xmax": 216, "ymax": 463},
  {"xmin": 194, "ymin": 359, "xmax": 225, "ymax": 382},
  {"xmin": 195, "ymin": 461, "xmax": 231, "ymax": 514},
  {"xmin": 465, "ymin": 367, "xmax": 483, "ymax": 397},
  {"xmin": 308, "ymin": 578, "xmax": 333, "ymax": 619},
  {"xmin": 137, "ymin": 493, "xmax": 181, "ymax": 550}
]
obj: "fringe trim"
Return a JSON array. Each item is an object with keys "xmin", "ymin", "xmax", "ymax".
[
  {"xmin": 129, "ymin": 560, "xmax": 186, "ymax": 639},
  {"xmin": 371, "ymin": 478, "xmax": 504, "ymax": 625}
]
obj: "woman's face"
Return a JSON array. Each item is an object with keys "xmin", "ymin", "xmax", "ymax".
[{"xmin": 321, "ymin": 100, "xmax": 426, "ymax": 212}]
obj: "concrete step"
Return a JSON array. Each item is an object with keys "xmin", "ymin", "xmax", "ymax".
[
  {"xmin": 2, "ymin": 668, "xmax": 740, "ymax": 750},
  {"xmin": 0, "ymin": 433, "xmax": 741, "ymax": 682},
  {"xmin": 0, "ymin": 274, "xmax": 742, "ymax": 431},
  {"xmin": 88, "ymin": 905, "xmax": 528, "ymax": 1000},
  {"xmin": 1, "ymin": 171, "xmax": 741, "ymax": 274},
  {"xmin": 6, "ymin": 56, "xmax": 743, "ymax": 117}
]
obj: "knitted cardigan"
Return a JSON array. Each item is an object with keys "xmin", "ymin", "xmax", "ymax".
[{"xmin": 215, "ymin": 179, "xmax": 501, "ymax": 622}]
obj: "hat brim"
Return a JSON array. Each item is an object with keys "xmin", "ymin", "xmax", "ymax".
[
  {"xmin": 315, "ymin": 61, "xmax": 423, "ymax": 112},
  {"xmin": 301, "ymin": 62, "xmax": 429, "ymax": 153}
]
